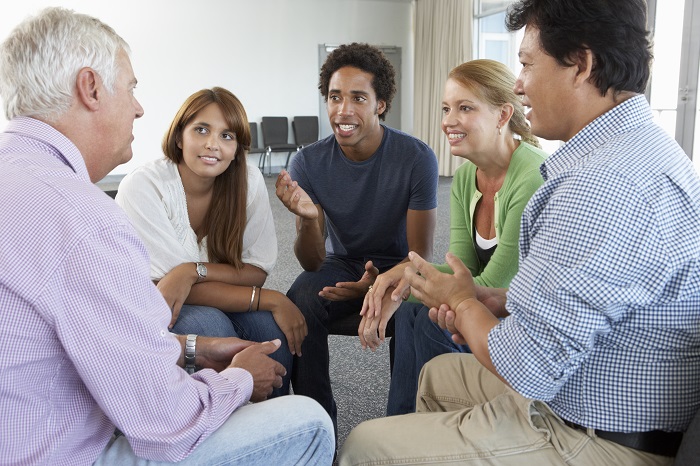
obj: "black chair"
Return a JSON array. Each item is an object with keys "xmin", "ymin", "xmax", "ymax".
[
  {"xmin": 260, "ymin": 117, "xmax": 298, "ymax": 176},
  {"xmin": 292, "ymin": 116, "xmax": 319, "ymax": 147},
  {"xmin": 290, "ymin": 116, "xmax": 320, "ymax": 170},
  {"xmin": 248, "ymin": 122, "xmax": 267, "ymax": 170}
]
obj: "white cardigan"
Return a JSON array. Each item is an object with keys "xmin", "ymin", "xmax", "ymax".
[{"xmin": 116, "ymin": 158, "xmax": 277, "ymax": 280}]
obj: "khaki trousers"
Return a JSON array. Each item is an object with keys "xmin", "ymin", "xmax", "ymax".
[{"xmin": 339, "ymin": 354, "xmax": 672, "ymax": 466}]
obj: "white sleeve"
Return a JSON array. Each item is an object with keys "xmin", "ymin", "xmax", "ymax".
[
  {"xmin": 115, "ymin": 164, "xmax": 198, "ymax": 280},
  {"xmin": 241, "ymin": 164, "xmax": 277, "ymax": 274}
]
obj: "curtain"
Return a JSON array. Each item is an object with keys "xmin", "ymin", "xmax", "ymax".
[{"xmin": 413, "ymin": 0, "xmax": 472, "ymax": 176}]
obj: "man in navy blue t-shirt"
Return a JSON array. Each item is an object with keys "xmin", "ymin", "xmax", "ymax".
[{"xmin": 275, "ymin": 42, "xmax": 439, "ymax": 435}]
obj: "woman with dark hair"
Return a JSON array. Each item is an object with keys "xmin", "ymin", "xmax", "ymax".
[
  {"xmin": 360, "ymin": 60, "xmax": 547, "ymax": 415},
  {"xmin": 116, "ymin": 87, "xmax": 306, "ymax": 396}
]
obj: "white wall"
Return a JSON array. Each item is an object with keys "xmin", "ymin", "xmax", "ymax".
[{"xmin": 0, "ymin": 0, "xmax": 414, "ymax": 175}]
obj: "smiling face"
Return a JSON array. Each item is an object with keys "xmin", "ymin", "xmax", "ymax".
[
  {"xmin": 326, "ymin": 66, "xmax": 386, "ymax": 160},
  {"xmin": 441, "ymin": 78, "xmax": 502, "ymax": 160},
  {"xmin": 514, "ymin": 25, "xmax": 578, "ymax": 141},
  {"xmin": 177, "ymin": 102, "xmax": 238, "ymax": 182}
]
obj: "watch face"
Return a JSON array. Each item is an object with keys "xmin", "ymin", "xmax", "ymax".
[{"xmin": 196, "ymin": 263, "xmax": 207, "ymax": 278}]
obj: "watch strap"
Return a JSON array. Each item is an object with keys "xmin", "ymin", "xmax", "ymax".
[{"xmin": 184, "ymin": 334, "xmax": 197, "ymax": 374}]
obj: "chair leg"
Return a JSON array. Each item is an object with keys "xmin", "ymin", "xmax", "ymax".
[{"xmin": 264, "ymin": 147, "xmax": 272, "ymax": 177}]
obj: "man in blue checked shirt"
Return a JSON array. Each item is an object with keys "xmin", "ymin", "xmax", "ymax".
[{"xmin": 340, "ymin": 0, "xmax": 700, "ymax": 465}]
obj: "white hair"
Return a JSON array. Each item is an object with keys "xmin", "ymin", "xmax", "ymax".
[{"xmin": 0, "ymin": 7, "xmax": 129, "ymax": 122}]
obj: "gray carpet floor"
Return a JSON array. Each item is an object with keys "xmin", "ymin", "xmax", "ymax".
[{"xmin": 261, "ymin": 170, "xmax": 452, "ymax": 451}]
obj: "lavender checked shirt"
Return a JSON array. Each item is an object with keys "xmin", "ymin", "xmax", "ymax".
[{"xmin": 0, "ymin": 117, "xmax": 253, "ymax": 465}]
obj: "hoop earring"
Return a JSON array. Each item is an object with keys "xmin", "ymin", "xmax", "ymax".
[{"xmin": 497, "ymin": 126, "xmax": 502, "ymax": 135}]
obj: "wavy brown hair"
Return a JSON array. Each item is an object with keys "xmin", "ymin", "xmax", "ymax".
[
  {"xmin": 449, "ymin": 59, "xmax": 540, "ymax": 148},
  {"xmin": 162, "ymin": 87, "xmax": 251, "ymax": 268}
]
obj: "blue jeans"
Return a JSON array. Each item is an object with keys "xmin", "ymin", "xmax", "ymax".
[
  {"xmin": 171, "ymin": 305, "xmax": 292, "ymax": 397},
  {"xmin": 387, "ymin": 304, "xmax": 471, "ymax": 415},
  {"xmin": 287, "ymin": 256, "xmax": 397, "ymax": 438},
  {"xmin": 95, "ymin": 395, "xmax": 335, "ymax": 465}
]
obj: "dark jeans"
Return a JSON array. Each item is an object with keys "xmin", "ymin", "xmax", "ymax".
[
  {"xmin": 287, "ymin": 256, "xmax": 395, "ymax": 438},
  {"xmin": 171, "ymin": 304, "xmax": 293, "ymax": 397},
  {"xmin": 387, "ymin": 304, "xmax": 471, "ymax": 415}
]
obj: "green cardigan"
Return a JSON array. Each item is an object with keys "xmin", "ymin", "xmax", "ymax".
[{"xmin": 434, "ymin": 141, "xmax": 547, "ymax": 288}]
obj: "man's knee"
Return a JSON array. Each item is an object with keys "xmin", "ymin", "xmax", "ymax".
[
  {"xmin": 287, "ymin": 272, "xmax": 329, "ymax": 325},
  {"xmin": 287, "ymin": 395, "xmax": 334, "ymax": 428},
  {"xmin": 421, "ymin": 353, "xmax": 475, "ymax": 379},
  {"xmin": 338, "ymin": 418, "xmax": 386, "ymax": 466},
  {"xmin": 288, "ymin": 272, "xmax": 322, "ymax": 304}
]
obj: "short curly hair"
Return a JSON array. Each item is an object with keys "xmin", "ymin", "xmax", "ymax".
[{"xmin": 319, "ymin": 43, "xmax": 396, "ymax": 121}]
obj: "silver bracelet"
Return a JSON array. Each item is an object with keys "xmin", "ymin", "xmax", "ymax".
[
  {"xmin": 248, "ymin": 286, "xmax": 257, "ymax": 312},
  {"xmin": 184, "ymin": 334, "xmax": 197, "ymax": 374}
]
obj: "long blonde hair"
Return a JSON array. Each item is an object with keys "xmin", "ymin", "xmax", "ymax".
[
  {"xmin": 449, "ymin": 59, "xmax": 540, "ymax": 148},
  {"xmin": 162, "ymin": 87, "xmax": 251, "ymax": 268}
]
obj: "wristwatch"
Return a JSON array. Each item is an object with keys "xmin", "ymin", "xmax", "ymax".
[
  {"xmin": 184, "ymin": 334, "xmax": 197, "ymax": 374},
  {"xmin": 195, "ymin": 262, "xmax": 207, "ymax": 282}
]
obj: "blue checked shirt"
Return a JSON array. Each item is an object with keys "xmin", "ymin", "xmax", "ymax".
[{"xmin": 489, "ymin": 95, "xmax": 700, "ymax": 432}]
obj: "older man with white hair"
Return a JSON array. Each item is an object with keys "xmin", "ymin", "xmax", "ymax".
[{"xmin": 0, "ymin": 7, "xmax": 333, "ymax": 466}]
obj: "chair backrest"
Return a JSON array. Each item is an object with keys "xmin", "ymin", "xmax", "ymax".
[
  {"xmin": 261, "ymin": 117, "xmax": 290, "ymax": 146},
  {"xmin": 249, "ymin": 122, "xmax": 261, "ymax": 149},
  {"xmin": 292, "ymin": 116, "xmax": 319, "ymax": 147}
]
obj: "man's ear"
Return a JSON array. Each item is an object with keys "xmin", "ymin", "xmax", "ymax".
[
  {"xmin": 376, "ymin": 99, "xmax": 387, "ymax": 116},
  {"xmin": 75, "ymin": 67, "xmax": 101, "ymax": 111},
  {"xmin": 573, "ymin": 48, "xmax": 594, "ymax": 88}
]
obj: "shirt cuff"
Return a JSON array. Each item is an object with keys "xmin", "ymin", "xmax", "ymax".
[{"xmin": 219, "ymin": 367, "xmax": 254, "ymax": 403}]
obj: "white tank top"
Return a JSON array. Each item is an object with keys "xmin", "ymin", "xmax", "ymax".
[{"xmin": 475, "ymin": 229, "xmax": 498, "ymax": 250}]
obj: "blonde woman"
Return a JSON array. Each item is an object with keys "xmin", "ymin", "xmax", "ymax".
[{"xmin": 361, "ymin": 60, "xmax": 548, "ymax": 414}]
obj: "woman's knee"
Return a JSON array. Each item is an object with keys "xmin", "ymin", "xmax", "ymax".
[{"xmin": 172, "ymin": 305, "xmax": 238, "ymax": 337}]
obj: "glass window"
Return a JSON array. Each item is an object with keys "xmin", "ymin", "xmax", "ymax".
[
  {"xmin": 694, "ymin": 59, "xmax": 700, "ymax": 171},
  {"xmin": 479, "ymin": 0, "xmax": 512, "ymax": 15},
  {"xmin": 649, "ymin": 1, "xmax": 684, "ymax": 146},
  {"xmin": 474, "ymin": 1, "xmax": 561, "ymax": 154},
  {"xmin": 480, "ymin": 10, "xmax": 506, "ymax": 32},
  {"xmin": 475, "ymin": 9, "xmax": 518, "ymax": 72},
  {"xmin": 478, "ymin": 11, "xmax": 515, "ymax": 67}
]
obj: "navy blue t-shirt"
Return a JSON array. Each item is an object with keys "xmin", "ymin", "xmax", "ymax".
[{"xmin": 289, "ymin": 125, "xmax": 438, "ymax": 268}]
